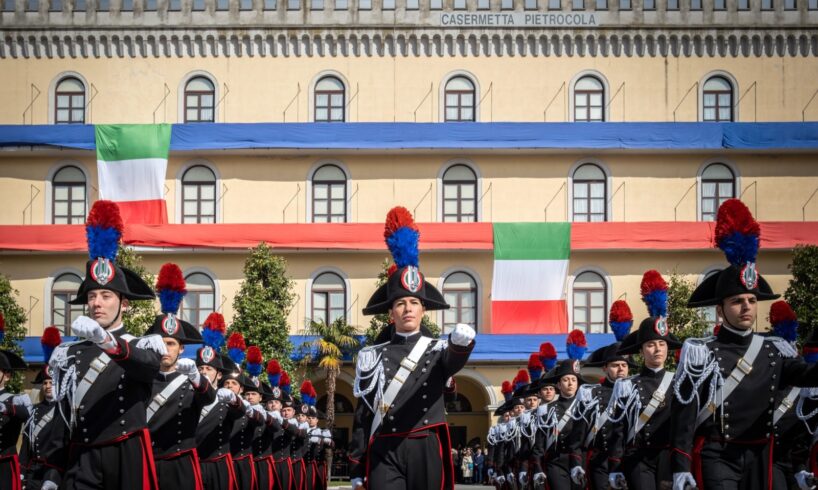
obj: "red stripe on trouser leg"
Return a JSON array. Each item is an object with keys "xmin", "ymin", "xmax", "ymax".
[
  {"xmin": 692, "ymin": 436, "xmax": 705, "ymax": 489},
  {"xmin": 190, "ymin": 448, "xmax": 204, "ymax": 490},
  {"xmin": 139, "ymin": 429, "xmax": 160, "ymax": 490}
]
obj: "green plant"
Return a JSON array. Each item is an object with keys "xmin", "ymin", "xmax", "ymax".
[
  {"xmin": 116, "ymin": 245, "xmax": 157, "ymax": 336},
  {"xmin": 785, "ymin": 244, "xmax": 818, "ymax": 345},
  {"xmin": 0, "ymin": 272, "xmax": 28, "ymax": 392}
]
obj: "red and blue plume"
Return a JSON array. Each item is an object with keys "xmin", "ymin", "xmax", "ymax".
[
  {"xmin": 513, "ymin": 369, "xmax": 530, "ymax": 391},
  {"xmin": 281, "ymin": 371, "xmax": 292, "ymax": 395},
  {"xmin": 501, "ymin": 380, "xmax": 513, "ymax": 401},
  {"xmin": 267, "ymin": 359, "xmax": 282, "ymax": 387},
  {"xmin": 609, "ymin": 300, "xmax": 634, "ymax": 341},
  {"xmin": 527, "ymin": 353, "xmax": 543, "ymax": 381},
  {"xmin": 804, "ymin": 346, "xmax": 818, "ymax": 364},
  {"xmin": 640, "ymin": 270, "xmax": 668, "ymax": 318},
  {"xmin": 41, "ymin": 326, "xmax": 61, "ymax": 364},
  {"xmin": 156, "ymin": 263, "xmax": 187, "ymax": 315},
  {"xmin": 246, "ymin": 346, "xmax": 263, "ymax": 377},
  {"xmin": 227, "ymin": 332, "xmax": 246, "ymax": 365},
  {"xmin": 566, "ymin": 329, "xmax": 587, "ymax": 360},
  {"xmin": 538, "ymin": 342, "xmax": 557, "ymax": 370},
  {"xmin": 202, "ymin": 312, "xmax": 226, "ymax": 350},
  {"xmin": 383, "ymin": 207, "xmax": 419, "ymax": 269},
  {"xmin": 300, "ymin": 380, "xmax": 316, "ymax": 406},
  {"xmin": 769, "ymin": 300, "xmax": 798, "ymax": 343},
  {"xmin": 714, "ymin": 199, "xmax": 760, "ymax": 268},
  {"xmin": 0, "ymin": 313, "xmax": 5, "ymax": 344},
  {"xmin": 86, "ymin": 200, "xmax": 124, "ymax": 261}
]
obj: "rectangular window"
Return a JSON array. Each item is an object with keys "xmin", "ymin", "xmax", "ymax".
[
  {"xmin": 95, "ymin": 0, "xmax": 106, "ymax": 10},
  {"xmin": 25, "ymin": 0, "xmax": 37, "ymax": 9},
  {"xmin": 667, "ymin": 0, "xmax": 678, "ymax": 9},
  {"xmin": 810, "ymin": 0, "xmax": 817, "ymax": 9},
  {"xmin": 168, "ymin": 0, "xmax": 180, "ymax": 10},
  {"xmin": 192, "ymin": 0, "xmax": 204, "ymax": 9},
  {"xmin": 643, "ymin": 0, "xmax": 654, "ymax": 9},
  {"xmin": 572, "ymin": 0, "xmax": 582, "ymax": 8},
  {"xmin": 121, "ymin": 0, "xmax": 132, "ymax": 9},
  {"xmin": 526, "ymin": 0, "xmax": 537, "ymax": 8},
  {"xmin": 595, "ymin": 0, "xmax": 605, "ymax": 8},
  {"xmin": 405, "ymin": 0, "xmax": 416, "ymax": 8},
  {"xmin": 50, "ymin": 0, "xmax": 62, "ymax": 10},
  {"xmin": 311, "ymin": 0, "xmax": 322, "ymax": 7},
  {"xmin": 761, "ymin": 0, "xmax": 773, "ymax": 8},
  {"xmin": 383, "ymin": 0, "xmax": 395, "ymax": 8},
  {"xmin": 430, "ymin": 0, "xmax": 441, "ymax": 8},
  {"xmin": 548, "ymin": 0, "xmax": 559, "ymax": 8},
  {"xmin": 215, "ymin": 0, "xmax": 228, "ymax": 9},
  {"xmin": 618, "ymin": 0, "xmax": 629, "ymax": 10},
  {"xmin": 477, "ymin": 0, "xmax": 488, "ymax": 7},
  {"xmin": 714, "ymin": 0, "xmax": 725, "ymax": 9},
  {"xmin": 501, "ymin": 0, "xmax": 512, "ymax": 9},
  {"xmin": 784, "ymin": 0, "xmax": 796, "ymax": 8},
  {"xmin": 738, "ymin": 0, "xmax": 749, "ymax": 8},
  {"xmin": 240, "ymin": 0, "xmax": 252, "ymax": 8},
  {"xmin": 690, "ymin": 0, "xmax": 701, "ymax": 9},
  {"xmin": 358, "ymin": 0, "xmax": 370, "ymax": 8},
  {"xmin": 287, "ymin": 0, "xmax": 297, "ymax": 8},
  {"xmin": 2, "ymin": 0, "xmax": 14, "ymax": 11},
  {"xmin": 335, "ymin": 0, "xmax": 346, "ymax": 7},
  {"xmin": 74, "ymin": 0, "xmax": 86, "ymax": 9}
]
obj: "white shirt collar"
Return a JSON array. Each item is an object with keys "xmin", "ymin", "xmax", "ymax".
[{"xmin": 722, "ymin": 323, "xmax": 753, "ymax": 337}]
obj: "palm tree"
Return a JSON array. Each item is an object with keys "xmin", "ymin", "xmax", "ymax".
[{"xmin": 301, "ymin": 316, "xmax": 361, "ymax": 479}]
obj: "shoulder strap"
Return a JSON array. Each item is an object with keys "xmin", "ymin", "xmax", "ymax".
[
  {"xmin": 584, "ymin": 403, "xmax": 609, "ymax": 447},
  {"xmin": 630, "ymin": 371, "xmax": 674, "ymax": 442},
  {"xmin": 199, "ymin": 398, "xmax": 220, "ymax": 422},
  {"xmin": 0, "ymin": 393, "xmax": 12, "ymax": 403},
  {"xmin": 696, "ymin": 334, "xmax": 764, "ymax": 427},
  {"xmin": 32, "ymin": 406, "xmax": 56, "ymax": 441},
  {"xmin": 370, "ymin": 336, "xmax": 433, "ymax": 437},
  {"xmin": 147, "ymin": 374, "xmax": 189, "ymax": 422},
  {"xmin": 72, "ymin": 352, "xmax": 113, "ymax": 417},
  {"xmin": 774, "ymin": 387, "xmax": 800, "ymax": 425}
]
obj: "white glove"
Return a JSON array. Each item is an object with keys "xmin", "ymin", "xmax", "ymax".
[
  {"xmin": 450, "ymin": 323, "xmax": 476, "ymax": 347},
  {"xmin": 533, "ymin": 472, "xmax": 546, "ymax": 485},
  {"xmin": 72, "ymin": 316, "xmax": 110, "ymax": 344},
  {"xmin": 570, "ymin": 466, "xmax": 586, "ymax": 485},
  {"xmin": 322, "ymin": 428, "xmax": 332, "ymax": 443},
  {"xmin": 299, "ymin": 421, "xmax": 309, "ymax": 431},
  {"xmin": 610, "ymin": 472, "xmax": 628, "ymax": 489},
  {"xmin": 217, "ymin": 388, "xmax": 237, "ymax": 404},
  {"xmin": 176, "ymin": 358, "xmax": 201, "ymax": 386},
  {"xmin": 350, "ymin": 477, "xmax": 364, "ymax": 488},
  {"xmin": 506, "ymin": 473, "xmax": 515, "ymax": 484},
  {"xmin": 248, "ymin": 404, "xmax": 265, "ymax": 418},
  {"xmin": 41, "ymin": 482, "xmax": 58, "ymax": 490},
  {"xmin": 487, "ymin": 468, "xmax": 495, "ymax": 479},
  {"xmin": 287, "ymin": 417, "xmax": 298, "ymax": 426},
  {"xmin": 518, "ymin": 471, "xmax": 528, "ymax": 486},
  {"xmin": 241, "ymin": 398, "xmax": 251, "ymax": 410},
  {"xmin": 796, "ymin": 470, "xmax": 817, "ymax": 490},
  {"xmin": 496, "ymin": 475, "xmax": 505, "ymax": 485},
  {"xmin": 310, "ymin": 431, "xmax": 322, "ymax": 443},
  {"xmin": 268, "ymin": 410, "xmax": 283, "ymax": 424},
  {"xmin": 12, "ymin": 394, "xmax": 33, "ymax": 415},
  {"xmin": 673, "ymin": 472, "xmax": 697, "ymax": 490}
]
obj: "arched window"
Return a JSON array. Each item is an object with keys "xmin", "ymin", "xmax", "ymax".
[
  {"xmin": 702, "ymin": 76, "xmax": 734, "ymax": 122},
  {"xmin": 317, "ymin": 393, "xmax": 354, "ymax": 414},
  {"xmin": 445, "ymin": 392, "xmax": 473, "ymax": 413},
  {"xmin": 314, "ymin": 76, "xmax": 345, "ymax": 122},
  {"xmin": 444, "ymin": 76, "xmax": 476, "ymax": 122},
  {"xmin": 311, "ymin": 164, "xmax": 347, "ymax": 223},
  {"xmin": 442, "ymin": 272, "xmax": 478, "ymax": 333},
  {"xmin": 180, "ymin": 272, "xmax": 216, "ymax": 328},
  {"xmin": 700, "ymin": 163, "xmax": 735, "ymax": 222},
  {"xmin": 184, "ymin": 77, "xmax": 215, "ymax": 123},
  {"xmin": 311, "ymin": 272, "xmax": 346, "ymax": 325},
  {"xmin": 572, "ymin": 163, "xmax": 607, "ymax": 222},
  {"xmin": 442, "ymin": 164, "xmax": 477, "ymax": 223},
  {"xmin": 52, "ymin": 165, "xmax": 87, "ymax": 224},
  {"xmin": 51, "ymin": 272, "xmax": 84, "ymax": 335},
  {"xmin": 54, "ymin": 77, "xmax": 85, "ymax": 124},
  {"xmin": 181, "ymin": 165, "xmax": 217, "ymax": 223},
  {"xmin": 572, "ymin": 271, "xmax": 607, "ymax": 334},
  {"xmin": 573, "ymin": 76, "xmax": 604, "ymax": 122}
]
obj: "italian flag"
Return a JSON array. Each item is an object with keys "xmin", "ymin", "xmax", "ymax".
[
  {"xmin": 491, "ymin": 223, "xmax": 570, "ymax": 334},
  {"xmin": 95, "ymin": 124, "xmax": 171, "ymax": 224}
]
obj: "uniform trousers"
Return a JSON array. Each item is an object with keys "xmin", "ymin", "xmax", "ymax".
[
  {"xmin": 200, "ymin": 454, "xmax": 237, "ymax": 490},
  {"xmin": 254, "ymin": 455, "xmax": 276, "ymax": 490},
  {"xmin": 699, "ymin": 440, "xmax": 771, "ymax": 490},
  {"xmin": 544, "ymin": 453, "xmax": 583, "ymax": 490},
  {"xmin": 367, "ymin": 432, "xmax": 444, "ymax": 490},
  {"xmin": 291, "ymin": 459, "xmax": 306, "ymax": 490},
  {"xmin": 232, "ymin": 454, "xmax": 256, "ymax": 490},
  {"xmin": 621, "ymin": 446, "xmax": 671, "ymax": 490},
  {"xmin": 154, "ymin": 448, "xmax": 204, "ymax": 490},
  {"xmin": 0, "ymin": 454, "xmax": 22, "ymax": 490},
  {"xmin": 586, "ymin": 450, "xmax": 609, "ymax": 490},
  {"xmin": 273, "ymin": 458, "xmax": 293, "ymax": 490},
  {"xmin": 62, "ymin": 430, "xmax": 158, "ymax": 490}
]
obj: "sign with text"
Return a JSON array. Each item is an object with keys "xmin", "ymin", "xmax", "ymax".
[{"xmin": 438, "ymin": 12, "xmax": 599, "ymax": 27}]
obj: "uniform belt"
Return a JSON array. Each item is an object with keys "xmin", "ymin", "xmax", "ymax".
[{"xmin": 706, "ymin": 436, "xmax": 769, "ymax": 445}]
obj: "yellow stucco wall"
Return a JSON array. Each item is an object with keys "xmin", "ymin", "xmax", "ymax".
[{"xmin": 2, "ymin": 55, "xmax": 818, "ymax": 124}]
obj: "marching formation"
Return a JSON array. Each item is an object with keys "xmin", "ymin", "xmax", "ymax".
[
  {"xmin": 484, "ymin": 199, "xmax": 818, "ymax": 490},
  {"xmin": 0, "ymin": 200, "xmax": 334, "ymax": 490}
]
